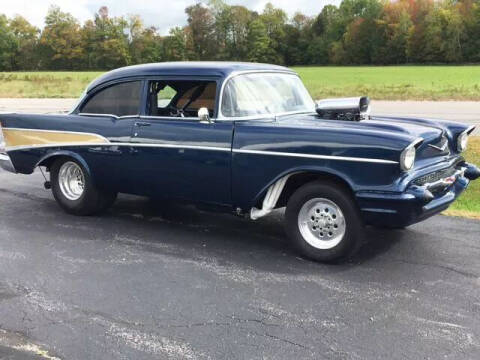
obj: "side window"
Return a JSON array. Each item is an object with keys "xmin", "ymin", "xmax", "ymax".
[
  {"xmin": 148, "ymin": 80, "xmax": 217, "ymax": 118},
  {"xmin": 81, "ymin": 81, "xmax": 142, "ymax": 117},
  {"xmin": 157, "ymin": 85, "xmax": 176, "ymax": 108},
  {"xmin": 176, "ymin": 82, "xmax": 216, "ymax": 111}
]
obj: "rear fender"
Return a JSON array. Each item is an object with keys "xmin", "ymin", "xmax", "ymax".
[{"xmin": 35, "ymin": 150, "xmax": 92, "ymax": 178}]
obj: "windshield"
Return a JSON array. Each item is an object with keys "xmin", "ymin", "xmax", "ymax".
[{"xmin": 221, "ymin": 73, "xmax": 316, "ymax": 118}]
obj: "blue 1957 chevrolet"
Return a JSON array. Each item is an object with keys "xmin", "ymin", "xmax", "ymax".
[{"xmin": 0, "ymin": 62, "xmax": 478, "ymax": 262}]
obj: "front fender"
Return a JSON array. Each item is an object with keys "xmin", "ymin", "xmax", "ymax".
[{"xmin": 250, "ymin": 165, "xmax": 355, "ymax": 209}]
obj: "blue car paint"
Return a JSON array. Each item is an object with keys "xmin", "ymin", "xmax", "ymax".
[
  {"xmin": 130, "ymin": 118, "xmax": 234, "ymax": 205},
  {"xmin": 85, "ymin": 62, "xmax": 292, "ymax": 94},
  {"xmin": 0, "ymin": 62, "xmax": 477, "ymax": 228}
]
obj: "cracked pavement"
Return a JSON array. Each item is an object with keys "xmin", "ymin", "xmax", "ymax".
[{"xmin": 0, "ymin": 169, "xmax": 479, "ymax": 359}]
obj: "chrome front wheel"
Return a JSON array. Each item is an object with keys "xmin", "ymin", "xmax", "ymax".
[
  {"xmin": 285, "ymin": 181, "xmax": 364, "ymax": 262},
  {"xmin": 58, "ymin": 161, "xmax": 85, "ymax": 201},
  {"xmin": 298, "ymin": 198, "xmax": 346, "ymax": 250}
]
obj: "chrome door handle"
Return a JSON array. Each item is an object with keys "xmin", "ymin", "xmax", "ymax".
[{"xmin": 135, "ymin": 121, "xmax": 151, "ymax": 127}]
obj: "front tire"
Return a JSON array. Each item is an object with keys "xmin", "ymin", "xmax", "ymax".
[
  {"xmin": 50, "ymin": 158, "xmax": 116, "ymax": 216},
  {"xmin": 285, "ymin": 181, "xmax": 364, "ymax": 262}
]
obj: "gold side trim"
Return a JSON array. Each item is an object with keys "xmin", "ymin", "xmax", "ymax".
[{"xmin": 3, "ymin": 128, "xmax": 109, "ymax": 149}]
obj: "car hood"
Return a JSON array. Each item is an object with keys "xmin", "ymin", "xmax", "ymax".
[
  {"xmin": 276, "ymin": 113, "xmax": 453, "ymax": 161},
  {"xmin": 277, "ymin": 113, "xmax": 443, "ymax": 140}
]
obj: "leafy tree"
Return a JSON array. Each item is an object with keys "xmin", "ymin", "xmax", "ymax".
[
  {"xmin": 331, "ymin": 0, "xmax": 385, "ymax": 64},
  {"xmin": 380, "ymin": 1, "xmax": 413, "ymax": 64},
  {"xmin": 81, "ymin": 7, "xmax": 131, "ymax": 69},
  {"xmin": 284, "ymin": 13, "xmax": 313, "ymax": 65},
  {"xmin": 185, "ymin": 4, "xmax": 216, "ymax": 60},
  {"xmin": 227, "ymin": 6, "xmax": 253, "ymax": 61},
  {"xmin": 38, "ymin": 6, "xmax": 84, "ymax": 70},
  {"xmin": 128, "ymin": 15, "xmax": 164, "ymax": 64},
  {"xmin": 259, "ymin": 3, "xmax": 288, "ymax": 64},
  {"xmin": 0, "ymin": 15, "xmax": 17, "ymax": 70},
  {"xmin": 1, "ymin": 0, "xmax": 478, "ymax": 70},
  {"xmin": 309, "ymin": 5, "xmax": 342, "ymax": 64},
  {"xmin": 9, "ymin": 16, "xmax": 39, "ymax": 70},
  {"xmin": 247, "ymin": 19, "xmax": 277, "ymax": 63},
  {"xmin": 163, "ymin": 27, "xmax": 188, "ymax": 61},
  {"xmin": 406, "ymin": 0, "xmax": 435, "ymax": 63},
  {"xmin": 461, "ymin": 0, "xmax": 480, "ymax": 62},
  {"xmin": 423, "ymin": 2, "xmax": 464, "ymax": 63}
]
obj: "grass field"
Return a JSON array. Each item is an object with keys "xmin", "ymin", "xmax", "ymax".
[
  {"xmin": 0, "ymin": 66, "xmax": 479, "ymax": 100},
  {"xmin": 0, "ymin": 72, "xmax": 102, "ymax": 98},
  {"xmin": 294, "ymin": 66, "xmax": 480, "ymax": 101},
  {"xmin": 444, "ymin": 137, "xmax": 480, "ymax": 219}
]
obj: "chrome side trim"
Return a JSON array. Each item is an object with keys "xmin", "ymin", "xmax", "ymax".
[
  {"xmin": 217, "ymin": 111, "xmax": 314, "ymax": 122},
  {"xmin": 409, "ymin": 137, "xmax": 425, "ymax": 149},
  {"xmin": 233, "ymin": 148, "xmax": 398, "ymax": 164},
  {"xmin": 139, "ymin": 115, "xmax": 209, "ymax": 122},
  {"xmin": 0, "ymin": 153, "xmax": 17, "ymax": 173},
  {"xmin": 466, "ymin": 125, "xmax": 476, "ymax": 135},
  {"xmin": 5, "ymin": 142, "xmax": 231, "ymax": 153},
  {"xmin": 78, "ymin": 113, "xmax": 140, "ymax": 120},
  {"xmin": 126, "ymin": 143, "xmax": 231, "ymax": 152},
  {"xmin": 5, "ymin": 140, "xmax": 397, "ymax": 164}
]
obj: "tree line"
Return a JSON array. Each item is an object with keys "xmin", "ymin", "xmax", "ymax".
[{"xmin": 0, "ymin": 0, "xmax": 479, "ymax": 71}]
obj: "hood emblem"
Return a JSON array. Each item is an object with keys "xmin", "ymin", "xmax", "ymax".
[{"xmin": 428, "ymin": 137, "xmax": 448, "ymax": 152}]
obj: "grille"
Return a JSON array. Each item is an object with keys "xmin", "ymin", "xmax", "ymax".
[{"xmin": 414, "ymin": 166, "xmax": 457, "ymax": 186}]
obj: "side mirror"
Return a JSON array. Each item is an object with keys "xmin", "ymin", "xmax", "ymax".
[{"xmin": 198, "ymin": 107, "xmax": 212, "ymax": 123}]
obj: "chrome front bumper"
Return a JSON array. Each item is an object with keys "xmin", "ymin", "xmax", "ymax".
[
  {"xmin": 0, "ymin": 153, "xmax": 16, "ymax": 173},
  {"xmin": 357, "ymin": 162, "xmax": 479, "ymax": 227},
  {"xmin": 420, "ymin": 167, "xmax": 466, "ymax": 195}
]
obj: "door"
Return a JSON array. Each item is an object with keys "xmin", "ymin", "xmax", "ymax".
[
  {"xmin": 76, "ymin": 80, "xmax": 143, "ymax": 193},
  {"xmin": 129, "ymin": 79, "xmax": 233, "ymax": 206}
]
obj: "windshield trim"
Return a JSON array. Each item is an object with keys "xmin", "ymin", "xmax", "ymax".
[{"xmin": 217, "ymin": 70, "xmax": 313, "ymax": 121}]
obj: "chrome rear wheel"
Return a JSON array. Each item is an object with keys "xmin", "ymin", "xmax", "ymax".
[
  {"xmin": 58, "ymin": 161, "xmax": 85, "ymax": 201},
  {"xmin": 51, "ymin": 158, "xmax": 117, "ymax": 216}
]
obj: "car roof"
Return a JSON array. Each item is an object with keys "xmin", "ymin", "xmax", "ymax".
[{"xmin": 86, "ymin": 62, "xmax": 295, "ymax": 93}]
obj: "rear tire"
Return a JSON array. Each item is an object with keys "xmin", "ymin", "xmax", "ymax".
[
  {"xmin": 50, "ymin": 158, "xmax": 117, "ymax": 216},
  {"xmin": 285, "ymin": 181, "xmax": 364, "ymax": 262}
]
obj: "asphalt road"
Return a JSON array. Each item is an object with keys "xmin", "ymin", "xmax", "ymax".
[
  {"xmin": 0, "ymin": 169, "xmax": 479, "ymax": 359},
  {"xmin": 1, "ymin": 99, "xmax": 480, "ymax": 359}
]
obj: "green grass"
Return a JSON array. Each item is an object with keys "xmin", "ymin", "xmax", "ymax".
[
  {"xmin": 0, "ymin": 72, "xmax": 102, "ymax": 98},
  {"xmin": 444, "ymin": 137, "xmax": 480, "ymax": 219},
  {"xmin": 293, "ymin": 66, "xmax": 480, "ymax": 101},
  {"xmin": 1, "ymin": 66, "xmax": 480, "ymax": 99}
]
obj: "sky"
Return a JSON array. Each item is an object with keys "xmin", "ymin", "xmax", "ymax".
[{"xmin": 0, "ymin": 0, "xmax": 339, "ymax": 35}]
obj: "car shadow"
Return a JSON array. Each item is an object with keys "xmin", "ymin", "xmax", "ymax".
[{"xmin": 91, "ymin": 194, "xmax": 412, "ymax": 273}]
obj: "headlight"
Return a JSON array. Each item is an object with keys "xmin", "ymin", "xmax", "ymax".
[
  {"xmin": 457, "ymin": 132, "xmax": 469, "ymax": 152},
  {"xmin": 400, "ymin": 144, "xmax": 417, "ymax": 171}
]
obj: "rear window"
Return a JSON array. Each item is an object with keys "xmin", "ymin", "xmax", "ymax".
[{"xmin": 81, "ymin": 81, "xmax": 142, "ymax": 117}]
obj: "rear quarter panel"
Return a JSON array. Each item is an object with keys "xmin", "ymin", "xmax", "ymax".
[{"xmin": 0, "ymin": 113, "xmax": 134, "ymax": 192}]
